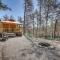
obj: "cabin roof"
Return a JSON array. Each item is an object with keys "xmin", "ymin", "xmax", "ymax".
[{"xmin": 1, "ymin": 21, "xmax": 22, "ymax": 25}]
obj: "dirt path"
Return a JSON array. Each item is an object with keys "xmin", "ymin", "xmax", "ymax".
[
  {"xmin": 0, "ymin": 42, "xmax": 5, "ymax": 60},
  {"xmin": 0, "ymin": 36, "xmax": 60, "ymax": 60},
  {"xmin": 2, "ymin": 36, "xmax": 32, "ymax": 60}
]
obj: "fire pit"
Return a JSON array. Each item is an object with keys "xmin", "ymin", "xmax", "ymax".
[{"xmin": 38, "ymin": 42, "xmax": 51, "ymax": 47}]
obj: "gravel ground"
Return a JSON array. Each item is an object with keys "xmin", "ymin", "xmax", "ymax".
[{"xmin": 0, "ymin": 36, "xmax": 60, "ymax": 60}]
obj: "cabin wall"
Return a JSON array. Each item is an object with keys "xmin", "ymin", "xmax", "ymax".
[
  {"xmin": 0, "ymin": 22, "xmax": 3, "ymax": 33},
  {"xmin": 2, "ymin": 22, "xmax": 16, "ymax": 33}
]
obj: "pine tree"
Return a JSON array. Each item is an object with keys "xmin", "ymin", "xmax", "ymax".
[
  {"xmin": 24, "ymin": 0, "xmax": 33, "ymax": 34},
  {"xmin": 0, "ymin": 0, "xmax": 11, "ymax": 11},
  {"xmin": 18, "ymin": 16, "xmax": 22, "ymax": 23}
]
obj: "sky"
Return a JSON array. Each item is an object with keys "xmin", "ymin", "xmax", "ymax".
[
  {"xmin": 0, "ymin": 0, "xmax": 37, "ymax": 20},
  {"xmin": 0, "ymin": 0, "xmax": 60, "ymax": 20},
  {"xmin": 0, "ymin": 0, "xmax": 24, "ymax": 20}
]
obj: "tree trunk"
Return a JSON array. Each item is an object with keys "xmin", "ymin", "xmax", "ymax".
[{"xmin": 54, "ymin": 19, "xmax": 57, "ymax": 38}]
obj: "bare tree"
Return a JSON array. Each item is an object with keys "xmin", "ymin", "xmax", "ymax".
[{"xmin": 37, "ymin": 0, "xmax": 59, "ymax": 38}]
